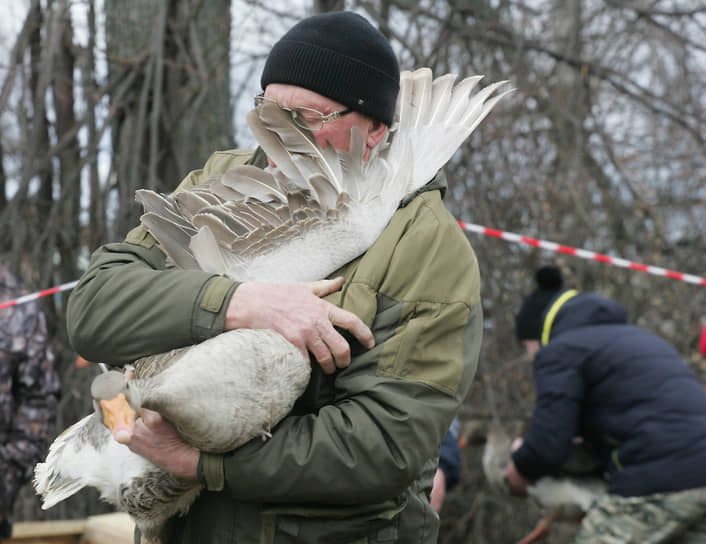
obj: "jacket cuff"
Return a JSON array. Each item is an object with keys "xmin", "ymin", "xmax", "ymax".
[
  {"xmin": 199, "ymin": 452, "xmax": 225, "ymax": 491},
  {"xmin": 191, "ymin": 277, "xmax": 239, "ymax": 342},
  {"xmin": 511, "ymin": 444, "xmax": 547, "ymax": 482}
]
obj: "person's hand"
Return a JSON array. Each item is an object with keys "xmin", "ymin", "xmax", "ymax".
[
  {"xmin": 122, "ymin": 408, "xmax": 200, "ymax": 482},
  {"xmin": 504, "ymin": 460, "xmax": 529, "ymax": 497},
  {"xmin": 225, "ymin": 277, "xmax": 375, "ymax": 374},
  {"xmin": 430, "ymin": 467, "xmax": 447, "ymax": 513}
]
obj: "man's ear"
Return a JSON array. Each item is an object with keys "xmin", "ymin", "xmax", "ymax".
[{"xmin": 366, "ymin": 121, "xmax": 388, "ymax": 149}]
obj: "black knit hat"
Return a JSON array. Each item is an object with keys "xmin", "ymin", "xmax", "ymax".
[
  {"xmin": 261, "ymin": 11, "xmax": 400, "ymax": 126},
  {"xmin": 515, "ymin": 266, "xmax": 564, "ymax": 341}
]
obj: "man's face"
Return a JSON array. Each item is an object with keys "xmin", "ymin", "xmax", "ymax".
[{"xmin": 263, "ymin": 84, "xmax": 386, "ymax": 162}]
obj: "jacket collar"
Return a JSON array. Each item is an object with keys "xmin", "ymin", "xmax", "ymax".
[
  {"xmin": 399, "ymin": 170, "xmax": 448, "ymax": 208},
  {"xmin": 542, "ymin": 291, "xmax": 628, "ymax": 344}
]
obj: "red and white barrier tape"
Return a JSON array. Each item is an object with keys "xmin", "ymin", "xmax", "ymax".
[
  {"xmin": 0, "ymin": 280, "xmax": 79, "ymax": 310},
  {"xmin": 458, "ymin": 221, "xmax": 706, "ymax": 286},
  {"xmin": 1, "ymin": 223, "xmax": 703, "ymax": 310}
]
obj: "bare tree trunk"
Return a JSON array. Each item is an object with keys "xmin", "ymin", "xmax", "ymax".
[
  {"xmin": 105, "ymin": 0, "xmax": 234, "ymax": 239},
  {"xmin": 0, "ymin": 130, "xmax": 6, "ymax": 212},
  {"xmin": 82, "ymin": 1, "xmax": 106, "ymax": 251},
  {"xmin": 51, "ymin": 0, "xmax": 81, "ymax": 294},
  {"xmin": 11, "ymin": 0, "xmax": 57, "ymax": 281}
]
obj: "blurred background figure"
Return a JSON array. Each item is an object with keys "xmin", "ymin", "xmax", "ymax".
[
  {"xmin": 431, "ymin": 416, "xmax": 462, "ymax": 513},
  {"xmin": 0, "ymin": 263, "xmax": 60, "ymax": 539},
  {"xmin": 505, "ymin": 265, "xmax": 706, "ymax": 543}
]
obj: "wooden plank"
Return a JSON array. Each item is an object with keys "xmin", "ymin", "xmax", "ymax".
[
  {"xmin": 7, "ymin": 519, "xmax": 84, "ymax": 543},
  {"xmin": 6, "ymin": 537, "xmax": 79, "ymax": 544},
  {"xmin": 9, "ymin": 519, "xmax": 85, "ymax": 537},
  {"xmin": 80, "ymin": 513, "xmax": 134, "ymax": 544},
  {"xmin": 6, "ymin": 513, "xmax": 134, "ymax": 544}
]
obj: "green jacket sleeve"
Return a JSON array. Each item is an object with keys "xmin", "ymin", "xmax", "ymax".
[
  {"xmin": 65, "ymin": 149, "xmax": 260, "ymax": 365},
  {"xmin": 66, "ymin": 238, "xmax": 237, "ymax": 364},
  {"xmin": 201, "ymin": 191, "xmax": 482, "ymax": 504}
]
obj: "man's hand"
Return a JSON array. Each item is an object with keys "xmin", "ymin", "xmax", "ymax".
[
  {"xmin": 225, "ymin": 277, "xmax": 375, "ymax": 374},
  {"xmin": 430, "ymin": 467, "xmax": 447, "ymax": 513},
  {"xmin": 123, "ymin": 408, "xmax": 200, "ymax": 482}
]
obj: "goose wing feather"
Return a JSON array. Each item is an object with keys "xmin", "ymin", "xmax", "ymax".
[
  {"xmin": 137, "ymin": 101, "xmax": 372, "ymax": 281},
  {"xmin": 388, "ymin": 68, "xmax": 513, "ymax": 197},
  {"xmin": 217, "ymin": 165, "xmax": 288, "ymax": 203},
  {"xmin": 34, "ymin": 413, "xmax": 155, "ymax": 509},
  {"xmin": 141, "ymin": 215, "xmax": 200, "ymax": 269}
]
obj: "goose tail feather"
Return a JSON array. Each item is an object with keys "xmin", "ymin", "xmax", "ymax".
[
  {"xmin": 33, "ymin": 415, "xmax": 97, "ymax": 509},
  {"xmin": 390, "ymin": 68, "xmax": 514, "ymax": 197}
]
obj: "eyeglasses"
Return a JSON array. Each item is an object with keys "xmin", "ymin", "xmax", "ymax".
[{"xmin": 254, "ymin": 94, "xmax": 353, "ymax": 131}]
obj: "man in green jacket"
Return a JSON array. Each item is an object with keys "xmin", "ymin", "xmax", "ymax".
[{"xmin": 67, "ymin": 11, "xmax": 482, "ymax": 543}]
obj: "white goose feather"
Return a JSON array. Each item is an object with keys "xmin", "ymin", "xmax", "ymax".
[{"xmin": 34, "ymin": 68, "xmax": 511, "ymax": 542}]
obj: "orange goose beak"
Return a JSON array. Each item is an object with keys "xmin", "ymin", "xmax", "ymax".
[{"xmin": 100, "ymin": 393, "xmax": 137, "ymax": 445}]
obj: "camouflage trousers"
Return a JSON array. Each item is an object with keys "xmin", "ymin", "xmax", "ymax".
[{"xmin": 574, "ymin": 486, "xmax": 706, "ymax": 543}]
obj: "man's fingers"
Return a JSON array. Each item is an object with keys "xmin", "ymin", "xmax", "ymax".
[
  {"xmin": 307, "ymin": 305, "xmax": 375, "ymax": 373},
  {"xmin": 317, "ymin": 320, "xmax": 351, "ymax": 370},
  {"xmin": 330, "ymin": 307, "xmax": 375, "ymax": 349},
  {"xmin": 308, "ymin": 335, "xmax": 336, "ymax": 375},
  {"xmin": 307, "ymin": 276, "xmax": 345, "ymax": 297},
  {"xmin": 235, "ymin": 278, "xmax": 372, "ymax": 375},
  {"xmin": 139, "ymin": 408, "xmax": 163, "ymax": 427}
]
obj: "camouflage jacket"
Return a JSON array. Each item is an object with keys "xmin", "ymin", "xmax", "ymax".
[{"xmin": 0, "ymin": 265, "xmax": 60, "ymax": 516}]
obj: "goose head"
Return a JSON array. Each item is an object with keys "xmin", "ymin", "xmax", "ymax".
[{"xmin": 91, "ymin": 370, "xmax": 140, "ymax": 444}]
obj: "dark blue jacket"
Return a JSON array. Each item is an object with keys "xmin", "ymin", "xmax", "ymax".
[
  {"xmin": 512, "ymin": 291, "xmax": 706, "ymax": 497},
  {"xmin": 439, "ymin": 417, "xmax": 461, "ymax": 490}
]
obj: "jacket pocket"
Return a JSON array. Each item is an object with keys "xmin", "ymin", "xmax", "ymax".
[{"xmin": 377, "ymin": 300, "xmax": 464, "ymax": 396}]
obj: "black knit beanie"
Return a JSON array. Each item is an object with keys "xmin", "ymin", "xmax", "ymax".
[
  {"xmin": 515, "ymin": 266, "xmax": 564, "ymax": 341},
  {"xmin": 261, "ymin": 11, "xmax": 400, "ymax": 126}
]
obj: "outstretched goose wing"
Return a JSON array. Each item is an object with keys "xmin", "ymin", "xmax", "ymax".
[
  {"xmin": 137, "ymin": 101, "xmax": 370, "ymax": 281},
  {"xmin": 386, "ymin": 68, "xmax": 514, "ymax": 198}
]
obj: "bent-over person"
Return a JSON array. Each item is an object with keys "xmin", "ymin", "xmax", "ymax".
[{"xmin": 506, "ymin": 266, "xmax": 706, "ymax": 543}]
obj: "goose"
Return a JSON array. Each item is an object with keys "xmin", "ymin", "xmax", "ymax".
[
  {"xmin": 34, "ymin": 68, "xmax": 512, "ymax": 543},
  {"xmin": 34, "ymin": 329, "xmax": 308, "ymax": 542},
  {"xmin": 482, "ymin": 424, "xmax": 607, "ymax": 544}
]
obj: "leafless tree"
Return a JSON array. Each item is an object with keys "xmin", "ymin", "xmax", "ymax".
[
  {"xmin": 104, "ymin": 0, "xmax": 234, "ymax": 237},
  {"xmin": 3, "ymin": 0, "xmax": 235, "ymax": 524}
]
